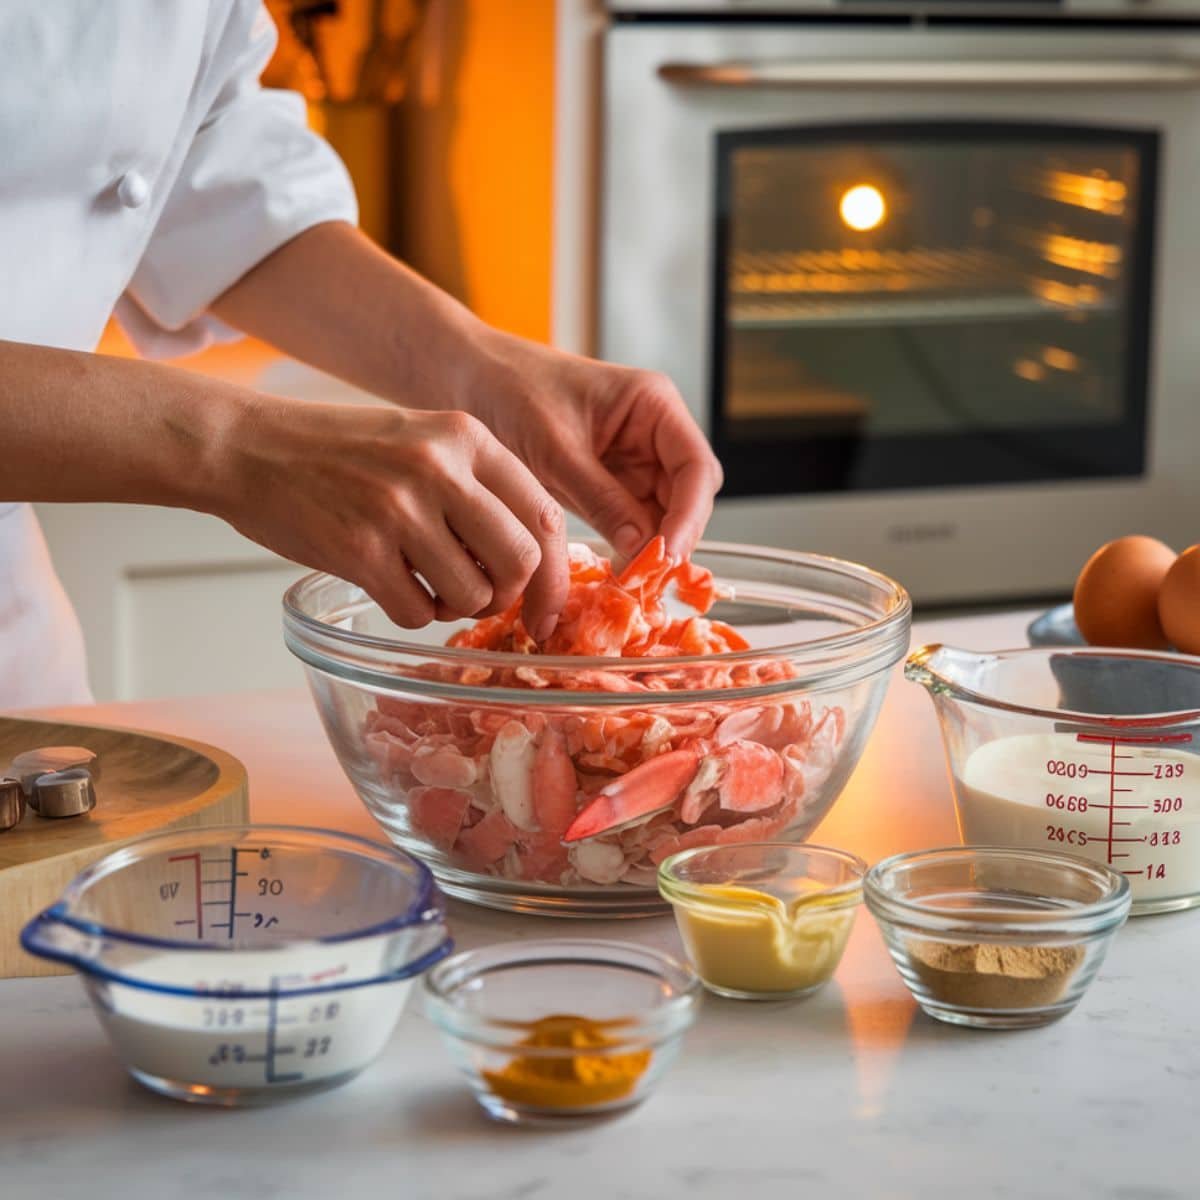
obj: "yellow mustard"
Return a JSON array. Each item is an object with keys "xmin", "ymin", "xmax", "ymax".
[{"xmin": 674, "ymin": 883, "xmax": 857, "ymax": 995}]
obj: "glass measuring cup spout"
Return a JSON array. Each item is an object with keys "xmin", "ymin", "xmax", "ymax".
[
  {"xmin": 904, "ymin": 644, "xmax": 997, "ymax": 701},
  {"xmin": 905, "ymin": 643, "xmax": 1200, "ymax": 916}
]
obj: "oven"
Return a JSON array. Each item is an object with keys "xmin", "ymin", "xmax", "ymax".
[{"xmin": 600, "ymin": 3, "xmax": 1200, "ymax": 603}]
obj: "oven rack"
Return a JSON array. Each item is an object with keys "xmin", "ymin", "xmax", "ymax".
[{"xmin": 729, "ymin": 246, "xmax": 1115, "ymax": 328}]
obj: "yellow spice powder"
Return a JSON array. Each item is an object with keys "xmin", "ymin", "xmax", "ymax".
[{"xmin": 482, "ymin": 1014, "xmax": 651, "ymax": 1109}]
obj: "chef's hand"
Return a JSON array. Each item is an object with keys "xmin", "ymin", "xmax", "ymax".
[
  {"xmin": 460, "ymin": 330, "xmax": 724, "ymax": 562},
  {"xmin": 215, "ymin": 397, "xmax": 569, "ymax": 637},
  {"xmin": 209, "ymin": 225, "xmax": 723, "ymax": 566}
]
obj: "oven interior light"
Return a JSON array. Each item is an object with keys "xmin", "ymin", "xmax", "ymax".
[{"xmin": 840, "ymin": 185, "xmax": 887, "ymax": 232}]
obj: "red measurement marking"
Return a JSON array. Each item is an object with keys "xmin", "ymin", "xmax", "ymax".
[
  {"xmin": 168, "ymin": 853, "xmax": 203, "ymax": 939},
  {"xmin": 308, "ymin": 966, "xmax": 347, "ymax": 984},
  {"xmin": 1077, "ymin": 733, "xmax": 1194, "ymax": 746},
  {"xmin": 1108, "ymin": 739, "xmax": 1115, "ymax": 863}
]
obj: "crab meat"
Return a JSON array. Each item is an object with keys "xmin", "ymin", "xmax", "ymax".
[
  {"xmin": 562, "ymin": 746, "xmax": 701, "ymax": 843},
  {"xmin": 532, "ymin": 727, "xmax": 578, "ymax": 834},
  {"xmin": 411, "ymin": 744, "xmax": 478, "ymax": 789},
  {"xmin": 489, "ymin": 720, "xmax": 538, "ymax": 831},
  {"xmin": 570, "ymin": 840, "xmax": 627, "ymax": 884}
]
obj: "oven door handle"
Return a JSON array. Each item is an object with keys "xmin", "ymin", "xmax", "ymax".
[{"xmin": 656, "ymin": 59, "xmax": 1200, "ymax": 89}]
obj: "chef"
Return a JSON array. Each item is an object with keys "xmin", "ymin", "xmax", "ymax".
[{"xmin": 0, "ymin": 2, "xmax": 721, "ymax": 708}]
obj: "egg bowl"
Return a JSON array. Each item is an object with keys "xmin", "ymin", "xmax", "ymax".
[{"xmin": 657, "ymin": 842, "xmax": 866, "ymax": 999}]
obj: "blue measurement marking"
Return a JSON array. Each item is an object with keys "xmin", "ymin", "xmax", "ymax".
[
  {"xmin": 227, "ymin": 847, "xmax": 239, "ymax": 942},
  {"xmin": 265, "ymin": 976, "xmax": 304, "ymax": 1085}
]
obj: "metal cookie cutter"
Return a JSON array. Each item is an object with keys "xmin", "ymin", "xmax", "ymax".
[
  {"xmin": 33, "ymin": 768, "xmax": 97, "ymax": 820},
  {"xmin": 12, "ymin": 747, "xmax": 99, "ymax": 811},
  {"xmin": 0, "ymin": 778, "xmax": 25, "ymax": 831}
]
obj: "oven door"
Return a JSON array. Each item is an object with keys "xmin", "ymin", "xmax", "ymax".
[{"xmin": 601, "ymin": 26, "xmax": 1200, "ymax": 602}]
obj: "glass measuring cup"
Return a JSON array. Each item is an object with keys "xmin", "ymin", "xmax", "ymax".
[
  {"xmin": 21, "ymin": 825, "xmax": 452, "ymax": 1105},
  {"xmin": 906, "ymin": 644, "xmax": 1200, "ymax": 916}
]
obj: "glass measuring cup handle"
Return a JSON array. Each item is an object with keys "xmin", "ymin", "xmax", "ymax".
[{"xmin": 20, "ymin": 905, "xmax": 106, "ymax": 973}]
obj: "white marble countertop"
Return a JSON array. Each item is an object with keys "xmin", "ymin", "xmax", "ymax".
[{"xmin": 2, "ymin": 609, "xmax": 1196, "ymax": 1200}]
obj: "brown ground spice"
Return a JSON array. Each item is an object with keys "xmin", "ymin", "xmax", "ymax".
[{"xmin": 908, "ymin": 940, "xmax": 1085, "ymax": 1010}]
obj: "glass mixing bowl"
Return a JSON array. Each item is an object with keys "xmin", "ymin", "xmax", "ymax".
[{"xmin": 283, "ymin": 541, "xmax": 911, "ymax": 916}]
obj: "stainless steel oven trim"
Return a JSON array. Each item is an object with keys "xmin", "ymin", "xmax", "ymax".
[{"xmin": 657, "ymin": 58, "xmax": 1200, "ymax": 87}]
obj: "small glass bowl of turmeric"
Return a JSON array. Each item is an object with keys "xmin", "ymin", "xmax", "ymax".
[
  {"xmin": 423, "ymin": 938, "xmax": 700, "ymax": 1125},
  {"xmin": 865, "ymin": 846, "xmax": 1131, "ymax": 1030}
]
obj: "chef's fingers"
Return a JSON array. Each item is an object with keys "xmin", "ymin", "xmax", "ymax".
[
  {"xmin": 557, "ymin": 452, "xmax": 659, "ymax": 562},
  {"xmin": 359, "ymin": 547, "xmax": 438, "ymax": 628},
  {"xmin": 444, "ymin": 485, "xmax": 548, "ymax": 620},
  {"xmin": 399, "ymin": 518, "xmax": 495, "ymax": 619},
  {"xmin": 653, "ymin": 406, "xmax": 723, "ymax": 560},
  {"xmin": 474, "ymin": 445, "xmax": 570, "ymax": 642}
]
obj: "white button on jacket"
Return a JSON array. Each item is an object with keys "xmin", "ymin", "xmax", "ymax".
[
  {"xmin": 0, "ymin": 1, "xmax": 358, "ymax": 706},
  {"xmin": 116, "ymin": 171, "xmax": 151, "ymax": 210}
]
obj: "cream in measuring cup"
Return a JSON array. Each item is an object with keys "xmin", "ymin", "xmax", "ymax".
[
  {"xmin": 955, "ymin": 732, "xmax": 1200, "ymax": 907},
  {"xmin": 907, "ymin": 643, "xmax": 1200, "ymax": 916}
]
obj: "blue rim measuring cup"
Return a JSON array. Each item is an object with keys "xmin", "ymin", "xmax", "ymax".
[{"xmin": 21, "ymin": 824, "xmax": 453, "ymax": 1105}]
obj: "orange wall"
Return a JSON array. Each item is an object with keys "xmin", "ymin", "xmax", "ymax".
[{"xmin": 391, "ymin": 0, "xmax": 556, "ymax": 344}]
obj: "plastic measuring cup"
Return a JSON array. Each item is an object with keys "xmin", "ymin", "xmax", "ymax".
[
  {"xmin": 21, "ymin": 825, "xmax": 452, "ymax": 1105},
  {"xmin": 907, "ymin": 644, "xmax": 1200, "ymax": 915}
]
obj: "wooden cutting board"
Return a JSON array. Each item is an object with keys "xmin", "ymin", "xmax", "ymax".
[{"xmin": 0, "ymin": 715, "xmax": 248, "ymax": 978}]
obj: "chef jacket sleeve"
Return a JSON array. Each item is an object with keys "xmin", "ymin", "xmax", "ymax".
[{"xmin": 115, "ymin": 3, "xmax": 358, "ymax": 358}]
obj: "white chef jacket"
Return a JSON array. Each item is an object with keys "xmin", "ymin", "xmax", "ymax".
[{"xmin": 0, "ymin": 1, "xmax": 358, "ymax": 707}]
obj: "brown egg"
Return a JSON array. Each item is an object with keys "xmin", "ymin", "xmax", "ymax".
[
  {"xmin": 1073, "ymin": 535, "xmax": 1175, "ymax": 649},
  {"xmin": 1158, "ymin": 544, "xmax": 1200, "ymax": 655}
]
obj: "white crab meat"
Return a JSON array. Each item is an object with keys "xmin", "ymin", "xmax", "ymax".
[
  {"xmin": 570, "ymin": 840, "xmax": 626, "ymax": 885},
  {"xmin": 489, "ymin": 720, "xmax": 539, "ymax": 831}
]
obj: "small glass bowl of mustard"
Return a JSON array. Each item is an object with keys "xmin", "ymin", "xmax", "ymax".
[
  {"xmin": 423, "ymin": 938, "xmax": 700, "ymax": 1125},
  {"xmin": 657, "ymin": 842, "xmax": 867, "ymax": 1001}
]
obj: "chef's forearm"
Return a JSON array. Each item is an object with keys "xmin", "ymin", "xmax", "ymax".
[
  {"xmin": 209, "ymin": 221, "xmax": 491, "ymax": 410},
  {"xmin": 0, "ymin": 339, "xmax": 241, "ymax": 509}
]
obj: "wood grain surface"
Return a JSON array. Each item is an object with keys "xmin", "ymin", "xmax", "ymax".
[{"xmin": 0, "ymin": 715, "xmax": 248, "ymax": 978}]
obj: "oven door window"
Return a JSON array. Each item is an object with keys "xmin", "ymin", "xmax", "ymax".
[{"xmin": 710, "ymin": 122, "xmax": 1158, "ymax": 496}]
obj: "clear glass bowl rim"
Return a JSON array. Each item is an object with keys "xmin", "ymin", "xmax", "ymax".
[
  {"xmin": 657, "ymin": 840, "xmax": 867, "ymax": 915},
  {"xmin": 864, "ymin": 845, "xmax": 1132, "ymax": 937},
  {"xmin": 283, "ymin": 540, "xmax": 912, "ymax": 701},
  {"xmin": 423, "ymin": 937, "xmax": 701, "ymax": 1050}
]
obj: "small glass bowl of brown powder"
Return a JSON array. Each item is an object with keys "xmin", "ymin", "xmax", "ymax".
[{"xmin": 864, "ymin": 846, "xmax": 1131, "ymax": 1029}]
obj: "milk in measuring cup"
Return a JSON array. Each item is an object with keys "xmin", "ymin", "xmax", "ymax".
[
  {"xmin": 954, "ymin": 733, "xmax": 1200, "ymax": 905},
  {"xmin": 90, "ymin": 949, "xmax": 412, "ymax": 1091}
]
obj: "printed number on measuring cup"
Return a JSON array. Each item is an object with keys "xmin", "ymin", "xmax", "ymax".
[
  {"xmin": 1149, "ymin": 830, "xmax": 1182, "ymax": 846},
  {"xmin": 203, "ymin": 1006, "xmax": 245, "ymax": 1028},
  {"xmin": 304, "ymin": 1037, "xmax": 331, "ymax": 1058},
  {"xmin": 208, "ymin": 1043, "xmax": 247, "ymax": 1066},
  {"xmin": 1047, "ymin": 760, "xmax": 1089, "ymax": 779},
  {"xmin": 1154, "ymin": 763, "xmax": 1185, "ymax": 779},
  {"xmin": 1153, "ymin": 797, "xmax": 1184, "ymax": 813},
  {"xmin": 257, "ymin": 878, "xmax": 283, "ymax": 896},
  {"xmin": 1046, "ymin": 793, "xmax": 1089, "ymax": 812},
  {"xmin": 1046, "ymin": 824, "xmax": 1088, "ymax": 847}
]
